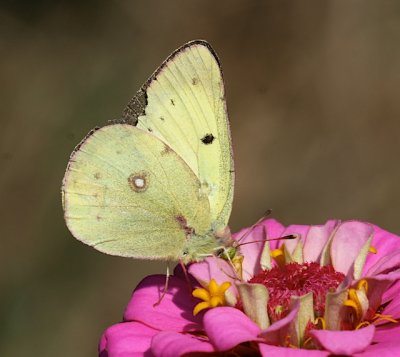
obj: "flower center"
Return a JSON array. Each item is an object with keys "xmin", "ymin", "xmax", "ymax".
[
  {"xmin": 192, "ymin": 279, "xmax": 232, "ymax": 316},
  {"xmin": 249, "ymin": 262, "xmax": 345, "ymax": 322}
]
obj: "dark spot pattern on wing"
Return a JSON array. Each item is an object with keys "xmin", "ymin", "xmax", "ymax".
[
  {"xmin": 161, "ymin": 144, "xmax": 173, "ymax": 156},
  {"xmin": 128, "ymin": 172, "xmax": 149, "ymax": 193},
  {"xmin": 176, "ymin": 215, "xmax": 194, "ymax": 236},
  {"xmin": 201, "ymin": 133, "xmax": 215, "ymax": 145}
]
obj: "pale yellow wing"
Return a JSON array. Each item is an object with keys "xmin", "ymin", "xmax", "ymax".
[
  {"xmin": 62, "ymin": 124, "xmax": 211, "ymax": 260},
  {"xmin": 122, "ymin": 40, "xmax": 234, "ymax": 230}
]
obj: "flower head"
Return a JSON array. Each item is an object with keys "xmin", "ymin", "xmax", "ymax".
[
  {"xmin": 100, "ymin": 219, "xmax": 400, "ymax": 356},
  {"xmin": 192, "ymin": 279, "xmax": 231, "ymax": 315}
]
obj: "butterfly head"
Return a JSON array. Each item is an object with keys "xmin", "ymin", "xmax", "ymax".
[{"xmin": 214, "ymin": 225, "xmax": 239, "ymax": 258}]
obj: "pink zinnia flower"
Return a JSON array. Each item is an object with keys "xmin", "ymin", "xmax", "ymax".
[{"xmin": 100, "ymin": 219, "xmax": 400, "ymax": 356}]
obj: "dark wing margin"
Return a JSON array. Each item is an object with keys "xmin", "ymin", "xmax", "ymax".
[{"xmin": 120, "ymin": 40, "xmax": 221, "ymax": 126}]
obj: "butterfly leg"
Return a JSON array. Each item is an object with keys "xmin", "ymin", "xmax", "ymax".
[
  {"xmin": 210, "ymin": 248, "xmax": 243, "ymax": 281},
  {"xmin": 222, "ymin": 247, "xmax": 243, "ymax": 281},
  {"xmin": 210, "ymin": 255, "xmax": 237, "ymax": 280},
  {"xmin": 178, "ymin": 259, "xmax": 195, "ymax": 295},
  {"xmin": 153, "ymin": 262, "xmax": 171, "ymax": 306}
]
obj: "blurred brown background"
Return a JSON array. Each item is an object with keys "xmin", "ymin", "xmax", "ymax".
[{"xmin": 1, "ymin": 1, "xmax": 399, "ymax": 356}]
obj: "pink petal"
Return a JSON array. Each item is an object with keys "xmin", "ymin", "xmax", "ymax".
[
  {"xmin": 100, "ymin": 322, "xmax": 158, "ymax": 357},
  {"xmin": 382, "ymin": 296, "xmax": 400, "ymax": 320},
  {"xmin": 172, "ymin": 263, "xmax": 188, "ymax": 281},
  {"xmin": 374, "ymin": 324, "xmax": 400, "ymax": 343},
  {"xmin": 381, "ymin": 281, "xmax": 400, "ymax": 318},
  {"xmin": 331, "ymin": 221, "xmax": 373, "ymax": 276},
  {"xmin": 354, "ymin": 341, "xmax": 400, "ymax": 356},
  {"xmin": 99, "ymin": 334, "xmax": 107, "ymax": 356},
  {"xmin": 365, "ymin": 249, "xmax": 400, "ymax": 277},
  {"xmin": 151, "ymin": 331, "xmax": 214, "ymax": 357},
  {"xmin": 259, "ymin": 344, "xmax": 329, "ymax": 356},
  {"xmin": 232, "ymin": 219, "xmax": 287, "ymax": 279},
  {"xmin": 203, "ymin": 307, "xmax": 261, "ymax": 351},
  {"xmin": 124, "ymin": 275, "xmax": 202, "ymax": 332},
  {"xmin": 237, "ymin": 283, "xmax": 270, "ymax": 329},
  {"xmin": 233, "ymin": 224, "xmax": 266, "ymax": 280},
  {"xmin": 281, "ymin": 224, "xmax": 310, "ymax": 255},
  {"xmin": 259, "ymin": 300, "xmax": 300, "ymax": 345},
  {"xmin": 303, "ymin": 220, "xmax": 339, "ymax": 262},
  {"xmin": 172, "ymin": 263, "xmax": 199, "ymax": 288},
  {"xmin": 310, "ymin": 324, "xmax": 375, "ymax": 355},
  {"xmin": 363, "ymin": 224, "xmax": 400, "ymax": 275},
  {"xmin": 188, "ymin": 257, "xmax": 238, "ymax": 296},
  {"xmin": 260, "ymin": 219, "xmax": 287, "ymax": 250},
  {"xmin": 365, "ymin": 272, "xmax": 400, "ymax": 313},
  {"xmin": 324, "ymin": 287, "xmax": 350, "ymax": 330},
  {"xmin": 382, "ymin": 279, "xmax": 400, "ymax": 302}
]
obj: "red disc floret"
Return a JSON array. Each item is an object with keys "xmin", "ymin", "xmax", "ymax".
[{"xmin": 249, "ymin": 262, "xmax": 345, "ymax": 321}]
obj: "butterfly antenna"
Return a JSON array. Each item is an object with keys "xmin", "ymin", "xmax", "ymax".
[
  {"xmin": 237, "ymin": 233, "xmax": 298, "ymax": 247},
  {"xmin": 236, "ymin": 209, "xmax": 273, "ymax": 244},
  {"xmin": 153, "ymin": 262, "xmax": 171, "ymax": 307}
]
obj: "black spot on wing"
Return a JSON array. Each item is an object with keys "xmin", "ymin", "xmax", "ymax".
[
  {"xmin": 170, "ymin": 99, "xmax": 175, "ymax": 106},
  {"xmin": 201, "ymin": 133, "xmax": 215, "ymax": 145}
]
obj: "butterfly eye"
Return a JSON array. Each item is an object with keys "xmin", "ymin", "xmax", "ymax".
[
  {"xmin": 182, "ymin": 249, "xmax": 189, "ymax": 256},
  {"xmin": 215, "ymin": 248, "xmax": 224, "ymax": 256},
  {"xmin": 218, "ymin": 247, "xmax": 236, "ymax": 260}
]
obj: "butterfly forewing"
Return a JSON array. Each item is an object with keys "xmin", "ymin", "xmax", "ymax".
[
  {"xmin": 125, "ymin": 41, "xmax": 234, "ymax": 230},
  {"xmin": 63, "ymin": 124, "xmax": 211, "ymax": 260}
]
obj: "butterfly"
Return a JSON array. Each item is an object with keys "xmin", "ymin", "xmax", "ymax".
[{"xmin": 62, "ymin": 40, "xmax": 236, "ymax": 265}]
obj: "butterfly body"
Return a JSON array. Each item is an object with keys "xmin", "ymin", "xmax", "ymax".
[{"xmin": 62, "ymin": 40, "xmax": 235, "ymax": 264}]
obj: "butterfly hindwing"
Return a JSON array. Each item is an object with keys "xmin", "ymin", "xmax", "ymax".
[
  {"xmin": 123, "ymin": 40, "xmax": 234, "ymax": 231},
  {"xmin": 62, "ymin": 124, "xmax": 211, "ymax": 260}
]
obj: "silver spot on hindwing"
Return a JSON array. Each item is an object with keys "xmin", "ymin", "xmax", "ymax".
[{"xmin": 128, "ymin": 171, "xmax": 149, "ymax": 193}]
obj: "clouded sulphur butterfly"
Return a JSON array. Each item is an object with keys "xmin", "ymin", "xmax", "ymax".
[{"xmin": 62, "ymin": 40, "xmax": 235, "ymax": 264}]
